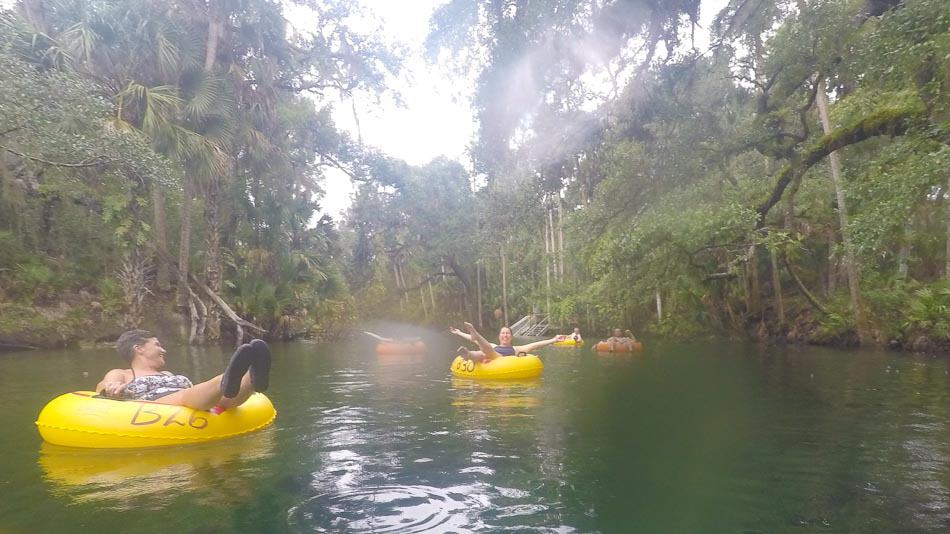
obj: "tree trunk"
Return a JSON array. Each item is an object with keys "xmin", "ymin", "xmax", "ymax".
[
  {"xmin": 204, "ymin": 3, "xmax": 224, "ymax": 71},
  {"xmin": 557, "ymin": 195, "xmax": 564, "ymax": 279},
  {"xmin": 784, "ymin": 254, "xmax": 829, "ymax": 315},
  {"xmin": 420, "ymin": 286, "xmax": 428, "ymax": 321},
  {"xmin": 897, "ymin": 218, "xmax": 912, "ymax": 279},
  {"xmin": 656, "ymin": 289, "xmax": 662, "ymax": 323},
  {"xmin": 547, "ymin": 200, "xmax": 558, "ymax": 282},
  {"xmin": 544, "ymin": 208, "xmax": 551, "ymax": 315},
  {"xmin": 446, "ymin": 253, "xmax": 474, "ymax": 318},
  {"xmin": 149, "ymin": 183, "xmax": 171, "ymax": 292},
  {"xmin": 476, "ymin": 260, "xmax": 482, "ymax": 328},
  {"xmin": 816, "ymin": 81, "xmax": 866, "ymax": 343},
  {"xmin": 197, "ymin": 1, "xmax": 226, "ymax": 341},
  {"xmin": 501, "ymin": 248, "xmax": 508, "ymax": 326},
  {"xmin": 827, "ymin": 231, "xmax": 838, "ymax": 295},
  {"xmin": 748, "ymin": 244, "xmax": 760, "ymax": 316},
  {"xmin": 204, "ymin": 176, "xmax": 222, "ymax": 341},
  {"xmin": 770, "ymin": 248, "xmax": 785, "ymax": 326},
  {"xmin": 177, "ymin": 176, "xmax": 194, "ymax": 311}
]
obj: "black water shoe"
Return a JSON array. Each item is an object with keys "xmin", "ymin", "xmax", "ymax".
[
  {"xmin": 221, "ymin": 343, "xmax": 255, "ymax": 398},
  {"xmin": 249, "ymin": 339, "xmax": 271, "ymax": 392}
]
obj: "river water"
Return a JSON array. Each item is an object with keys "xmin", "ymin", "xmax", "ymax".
[{"xmin": 1, "ymin": 329, "xmax": 950, "ymax": 532}]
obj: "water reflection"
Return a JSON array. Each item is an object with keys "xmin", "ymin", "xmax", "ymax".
[
  {"xmin": 39, "ymin": 431, "xmax": 275, "ymax": 509},
  {"xmin": 7, "ymin": 337, "xmax": 950, "ymax": 532},
  {"xmin": 449, "ymin": 377, "xmax": 541, "ymax": 412}
]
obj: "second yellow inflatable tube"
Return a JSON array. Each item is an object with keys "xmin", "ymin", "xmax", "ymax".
[{"xmin": 450, "ymin": 354, "xmax": 543, "ymax": 379}]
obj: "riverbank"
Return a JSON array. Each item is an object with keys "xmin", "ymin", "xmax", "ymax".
[
  {"xmin": 3, "ymin": 294, "xmax": 947, "ymax": 354},
  {"xmin": 0, "ymin": 292, "xmax": 354, "ymax": 351}
]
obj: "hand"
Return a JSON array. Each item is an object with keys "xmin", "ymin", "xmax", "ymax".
[
  {"xmin": 554, "ymin": 335, "xmax": 567, "ymax": 342},
  {"xmin": 449, "ymin": 326, "xmax": 460, "ymax": 335},
  {"xmin": 99, "ymin": 381, "xmax": 126, "ymax": 397},
  {"xmin": 463, "ymin": 321, "xmax": 476, "ymax": 334}
]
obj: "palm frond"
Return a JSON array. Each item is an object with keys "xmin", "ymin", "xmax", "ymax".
[
  {"xmin": 181, "ymin": 70, "xmax": 233, "ymax": 121},
  {"xmin": 60, "ymin": 21, "xmax": 101, "ymax": 65},
  {"xmin": 154, "ymin": 27, "xmax": 182, "ymax": 80}
]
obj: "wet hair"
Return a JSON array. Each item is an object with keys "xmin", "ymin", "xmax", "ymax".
[{"xmin": 116, "ymin": 329, "xmax": 153, "ymax": 362}]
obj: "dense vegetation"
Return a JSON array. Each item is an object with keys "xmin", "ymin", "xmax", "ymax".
[
  {"xmin": 1, "ymin": 0, "xmax": 947, "ymax": 351},
  {"xmin": 0, "ymin": 0, "xmax": 395, "ymax": 346},
  {"xmin": 346, "ymin": 0, "xmax": 948, "ymax": 350}
]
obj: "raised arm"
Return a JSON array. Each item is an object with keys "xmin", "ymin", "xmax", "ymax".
[
  {"xmin": 449, "ymin": 326, "xmax": 474, "ymax": 343},
  {"xmin": 463, "ymin": 322, "xmax": 502, "ymax": 360},
  {"xmin": 515, "ymin": 335, "xmax": 567, "ymax": 353},
  {"xmin": 96, "ymin": 368, "xmax": 130, "ymax": 396},
  {"xmin": 363, "ymin": 331, "xmax": 394, "ymax": 343}
]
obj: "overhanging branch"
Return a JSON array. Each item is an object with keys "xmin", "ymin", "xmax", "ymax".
[{"xmin": 755, "ymin": 103, "xmax": 922, "ymax": 227}]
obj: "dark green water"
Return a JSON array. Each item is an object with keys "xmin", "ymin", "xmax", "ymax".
[{"xmin": 2, "ymin": 330, "xmax": 950, "ymax": 532}]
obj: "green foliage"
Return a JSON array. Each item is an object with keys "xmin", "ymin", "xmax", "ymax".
[
  {"xmin": 815, "ymin": 302, "xmax": 856, "ymax": 342},
  {"xmin": 402, "ymin": 0, "xmax": 950, "ymax": 348},
  {"xmin": 96, "ymin": 278, "xmax": 125, "ymax": 315},
  {"xmin": 6, "ymin": 260, "xmax": 58, "ymax": 302},
  {"xmin": 904, "ymin": 283, "xmax": 950, "ymax": 341},
  {"xmin": 0, "ymin": 0, "xmax": 404, "ymax": 343}
]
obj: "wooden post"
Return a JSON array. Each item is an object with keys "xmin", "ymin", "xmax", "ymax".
[{"xmin": 656, "ymin": 289, "xmax": 662, "ymax": 323}]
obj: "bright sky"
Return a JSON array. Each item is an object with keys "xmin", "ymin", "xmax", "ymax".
[
  {"xmin": 313, "ymin": 0, "xmax": 729, "ymax": 220},
  {"xmin": 313, "ymin": 0, "xmax": 475, "ymax": 219}
]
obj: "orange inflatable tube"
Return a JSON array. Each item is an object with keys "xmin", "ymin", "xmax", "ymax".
[
  {"xmin": 593, "ymin": 341, "xmax": 643, "ymax": 353},
  {"xmin": 375, "ymin": 340, "xmax": 426, "ymax": 354}
]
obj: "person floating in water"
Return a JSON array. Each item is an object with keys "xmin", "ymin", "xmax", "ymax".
[
  {"xmin": 569, "ymin": 327, "xmax": 583, "ymax": 343},
  {"xmin": 603, "ymin": 328, "xmax": 637, "ymax": 351},
  {"xmin": 450, "ymin": 322, "xmax": 566, "ymax": 362},
  {"xmin": 96, "ymin": 329, "xmax": 271, "ymax": 412}
]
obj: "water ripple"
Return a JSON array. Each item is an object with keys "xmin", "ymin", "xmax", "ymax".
[{"xmin": 286, "ymin": 485, "xmax": 483, "ymax": 533}]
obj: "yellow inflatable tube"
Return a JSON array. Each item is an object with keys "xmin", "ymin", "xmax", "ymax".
[
  {"xmin": 552, "ymin": 339, "xmax": 584, "ymax": 347},
  {"xmin": 450, "ymin": 354, "xmax": 543, "ymax": 379},
  {"xmin": 36, "ymin": 391, "xmax": 276, "ymax": 449}
]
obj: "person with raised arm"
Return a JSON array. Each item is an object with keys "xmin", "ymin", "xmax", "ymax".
[{"xmin": 450, "ymin": 322, "xmax": 566, "ymax": 362}]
